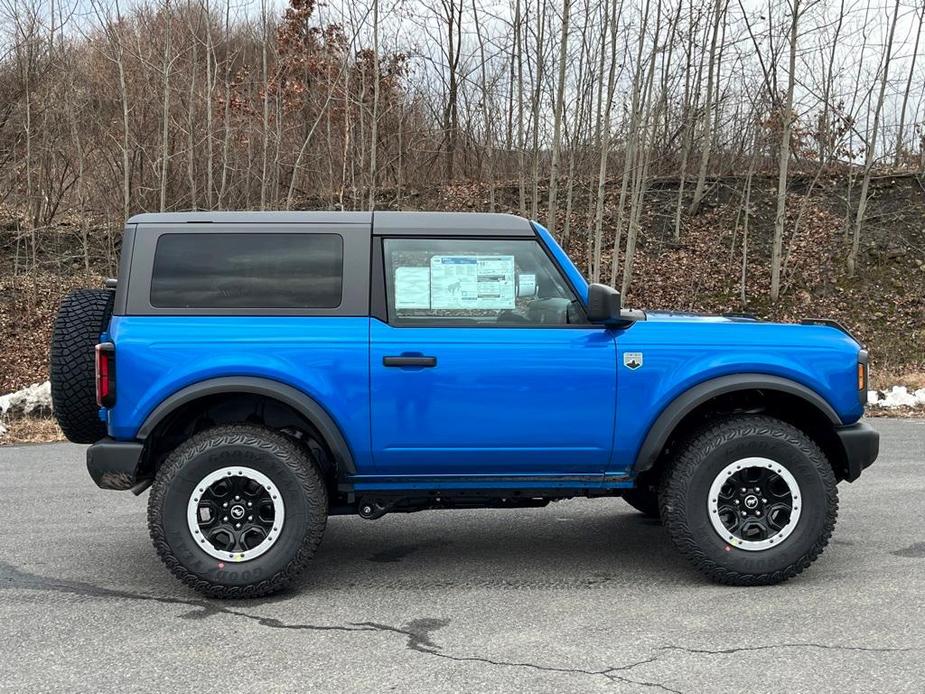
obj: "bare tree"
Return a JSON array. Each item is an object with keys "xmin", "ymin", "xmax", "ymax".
[
  {"xmin": 259, "ymin": 0, "xmax": 270, "ymax": 210},
  {"xmin": 770, "ymin": 0, "xmax": 800, "ymax": 302},
  {"xmin": 439, "ymin": 0, "xmax": 462, "ymax": 180},
  {"xmin": 158, "ymin": 0, "xmax": 174, "ymax": 212},
  {"xmin": 544, "ymin": 0, "xmax": 570, "ymax": 235},
  {"xmin": 610, "ymin": 0, "xmax": 652, "ymax": 288},
  {"xmin": 895, "ymin": 1, "xmax": 923, "ymax": 166},
  {"xmin": 472, "ymin": 0, "xmax": 495, "ymax": 211},
  {"xmin": 368, "ymin": 0, "xmax": 380, "ymax": 209},
  {"xmin": 688, "ymin": 0, "xmax": 724, "ymax": 215},
  {"xmin": 847, "ymin": 0, "xmax": 902, "ymax": 276},
  {"xmin": 0, "ymin": 0, "xmax": 923, "ymax": 301}
]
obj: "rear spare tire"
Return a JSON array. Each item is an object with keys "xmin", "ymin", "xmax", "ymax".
[{"xmin": 50, "ymin": 288, "xmax": 114, "ymax": 443}]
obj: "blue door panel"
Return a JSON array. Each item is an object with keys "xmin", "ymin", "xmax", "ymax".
[{"xmin": 370, "ymin": 319, "xmax": 617, "ymax": 475}]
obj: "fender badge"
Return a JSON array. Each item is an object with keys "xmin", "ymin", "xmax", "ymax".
[{"xmin": 623, "ymin": 352, "xmax": 643, "ymax": 370}]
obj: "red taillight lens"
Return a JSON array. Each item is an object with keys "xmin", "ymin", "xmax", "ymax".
[{"xmin": 95, "ymin": 342, "xmax": 116, "ymax": 407}]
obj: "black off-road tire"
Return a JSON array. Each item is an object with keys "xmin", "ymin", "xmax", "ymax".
[
  {"xmin": 50, "ymin": 288, "xmax": 114, "ymax": 443},
  {"xmin": 622, "ymin": 487, "xmax": 660, "ymax": 519},
  {"xmin": 148, "ymin": 425, "xmax": 328, "ymax": 598},
  {"xmin": 659, "ymin": 414, "xmax": 838, "ymax": 586}
]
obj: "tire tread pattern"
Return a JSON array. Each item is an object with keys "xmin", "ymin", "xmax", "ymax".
[
  {"xmin": 659, "ymin": 414, "xmax": 838, "ymax": 586},
  {"xmin": 50, "ymin": 288, "xmax": 114, "ymax": 443},
  {"xmin": 147, "ymin": 424, "xmax": 328, "ymax": 599}
]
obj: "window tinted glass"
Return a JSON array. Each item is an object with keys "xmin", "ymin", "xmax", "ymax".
[
  {"xmin": 151, "ymin": 233, "xmax": 343, "ymax": 308},
  {"xmin": 383, "ymin": 238, "xmax": 583, "ymax": 326}
]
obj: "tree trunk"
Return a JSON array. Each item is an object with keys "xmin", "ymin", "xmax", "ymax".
[
  {"xmin": 610, "ymin": 0, "xmax": 651, "ymax": 288},
  {"xmin": 895, "ymin": 3, "xmax": 923, "ymax": 166},
  {"xmin": 770, "ymin": 0, "xmax": 799, "ymax": 302},
  {"xmin": 515, "ymin": 0, "xmax": 526, "ymax": 215},
  {"xmin": 688, "ymin": 0, "xmax": 724, "ymax": 215},
  {"xmin": 368, "ymin": 0, "xmax": 380, "ymax": 209},
  {"xmin": 591, "ymin": 0, "xmax": 623, "ymax": 284},
  {"xmin": 545, "ymin": 0, "xmax": 571, "ymax": 235},
  {"xmin": 259, "ymin": 0, "xmax": 270, "ymax": 210},
  {"xmin": 159, "ymin": 0, "xmax": 172, "ymax": 213},
  {"xmin": 848, "ymin": 0, "xmax": 901, "ymax": 276},
  {"xmin": 473, "ymin": 0, "xmax": 495, "ymax": 210}
]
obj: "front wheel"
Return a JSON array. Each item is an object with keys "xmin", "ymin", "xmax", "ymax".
[
  {"xmin": 148, "ymin": 425, "xmax": 327, "ymax": 598},
  {"xmin": 659, "ymin": 415, "xmax": 837, "ymax": 585}
]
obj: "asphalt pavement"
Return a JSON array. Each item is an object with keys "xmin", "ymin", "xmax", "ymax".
[{"xmin": 1, "ymin": 418, "xmax": 923, "ymax": 693}]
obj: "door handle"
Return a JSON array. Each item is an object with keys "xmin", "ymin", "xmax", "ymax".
[{"xmin": 383, "ymin": 355, "xmax": 437, "ymax": 367}]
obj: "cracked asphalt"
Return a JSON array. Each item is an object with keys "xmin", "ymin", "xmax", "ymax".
[{"xmin": 1, "ymin": 418, "xmax": 923, "ymax": 693}]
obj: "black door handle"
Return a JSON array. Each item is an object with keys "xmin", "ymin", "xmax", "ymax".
[{"xmin": 383, "ymin": 356, "xmax": 437, "ymax": 367}]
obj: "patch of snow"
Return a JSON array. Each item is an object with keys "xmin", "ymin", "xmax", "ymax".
[
  {"xmin": 0, "ymin": 381, "xmax": 53, "ymax": 418},
  {"xmin": 867, "ymin": 386, "xmax": 925, "ymax": 409}
]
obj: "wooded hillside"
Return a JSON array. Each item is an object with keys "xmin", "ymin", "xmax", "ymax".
[{"xmin": 1, "ymin": 0, "xmax": 923, "ymax": 391}]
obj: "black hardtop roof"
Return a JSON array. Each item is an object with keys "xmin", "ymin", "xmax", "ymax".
[{"xmin": 126, "ymin": 210, "xmax": 535, "ymax": 236}]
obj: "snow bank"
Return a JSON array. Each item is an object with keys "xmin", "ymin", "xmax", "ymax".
[
  {"xmin": 0, "ymin": 381, "xmax": 53, "ymax": 418},
  {"xmin": 867, "ymin": 386, "xmax": 925, "ymax": 409}
]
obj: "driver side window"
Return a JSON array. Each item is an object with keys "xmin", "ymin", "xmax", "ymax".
[{"xmin": 383, "ymin": 237, "xmax": 584, "ymax": 326}]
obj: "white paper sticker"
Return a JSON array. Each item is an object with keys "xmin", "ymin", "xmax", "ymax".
[
  {"xmin": 518, "ymin": 273, "xmax": 536, "ymax": 297},
  {"xmin": 394, "ymin": 266, "xmax": 431, "ymax": 308},
  {"xmin": 430, "ymin": 255, "xmax": 515, "ymax": 309}
]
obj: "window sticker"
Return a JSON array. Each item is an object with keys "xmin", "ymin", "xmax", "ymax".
[
  {"xmin": 394, "ymin": 266, "xmax": 431, "ymax": 309},
  {"xmin": 430, "ymin": 255, "xmax": 516, "ymax": 309}
]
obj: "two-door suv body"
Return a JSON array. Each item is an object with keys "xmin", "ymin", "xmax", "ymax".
[{"xmin": 50, "ymin": 211, "xmax": 879, "ymax": 597}]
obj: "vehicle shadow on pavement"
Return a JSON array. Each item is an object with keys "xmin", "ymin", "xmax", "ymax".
[
  {"xmin": 0, "ymin": 505, "xmax": 693, "ymax": 606},
  {"xmin": 289, "ymin": 505, "xmax": 696, "ymax": 593}
]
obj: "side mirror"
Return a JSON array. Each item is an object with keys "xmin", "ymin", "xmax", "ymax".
[{"xmin": 586, "ymin": 283, "xmax": 622, "ymax": 323}]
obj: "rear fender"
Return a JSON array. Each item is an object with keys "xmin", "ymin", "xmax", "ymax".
[{"xmin": 137, "ymin": 376, "xmax": 357, "ymax": 475}]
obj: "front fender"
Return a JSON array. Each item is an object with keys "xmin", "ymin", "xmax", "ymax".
[
  {"xmin": 631, "ymin": 373, "xmax": 841, "ymax": 475},
  {"xmin": 611, "ymin": 320, "xmax": 862, "ymax": 474}
]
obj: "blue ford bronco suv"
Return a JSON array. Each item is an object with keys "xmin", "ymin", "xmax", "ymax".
[{"xmin": 50, "ymin": 211, "xmax": 879, "ymax": 598}]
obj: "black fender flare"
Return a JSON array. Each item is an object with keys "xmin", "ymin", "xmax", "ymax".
[
  {"xmin": 136, "ymin": 376, "xmax": 356, "ymax": 475},
  {"xmin": 633, "ymin": 373, "xmax": 842, "ymax": 475}
]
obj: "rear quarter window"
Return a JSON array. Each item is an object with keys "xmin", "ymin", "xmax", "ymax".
[{"xmin": 150, "ymin": 233, "xmax": 343, "ymax": 309}]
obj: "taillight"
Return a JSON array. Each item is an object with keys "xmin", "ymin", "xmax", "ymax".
[{"xmin": 95, "ymin": 342, "xmax": 116, "ymax": 407}]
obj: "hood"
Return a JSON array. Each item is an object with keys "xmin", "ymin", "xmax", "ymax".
[
  {"xmin": 640, "ymin": 311, "xmax": 863, "ymax": 346},
  {"xmin": 643, "ymin": 310, "xmax": 762, "ymax": 324}
]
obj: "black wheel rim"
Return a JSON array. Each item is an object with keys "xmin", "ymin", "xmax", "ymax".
[
  {"xmin": 708, "ymin": 458, "xmax": 801, "ymax": 551},
  {"xmin": 187, "ymin": 466, "xmax": 285, "ymax": 562}
]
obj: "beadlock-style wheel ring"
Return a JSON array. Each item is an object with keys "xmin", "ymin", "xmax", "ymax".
[
  {"xmin": 707, "ymin": 457, "xmax": 802, "ymax": 552},
  {"xmin": 187, "ymin": 466, "xmax": 285, "ymax": 563}
]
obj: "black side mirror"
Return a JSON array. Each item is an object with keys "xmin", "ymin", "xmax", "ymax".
[{"xmin": 586, "ymin": 283, "xmax": 622, "ymax": 323}]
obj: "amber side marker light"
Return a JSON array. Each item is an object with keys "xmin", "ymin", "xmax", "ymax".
[{"xmin": 857, "ymin": 350, "xmax": 869, "ymax": 405}]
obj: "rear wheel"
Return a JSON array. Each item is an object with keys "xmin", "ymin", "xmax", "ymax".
[
  {"xmin": 50, "ymin": 289, "xmax": 114, "ymax": 443},
  {"xmin": 659, "ymin": 415, "xmax": 837, "ymax": 585},
  {"xmin": 148, "ymin": 424, "xmax": 327, "ymax": 598}
]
